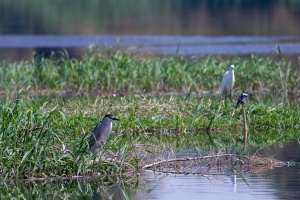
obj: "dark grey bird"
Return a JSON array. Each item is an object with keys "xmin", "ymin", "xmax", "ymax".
[
  {"xmin": 235, "ymin": 91, "xmax": 253, "ymax": 108},
  {"xmin": 89, "ymin": 114, "xmax": 119, "ymax": 154}
]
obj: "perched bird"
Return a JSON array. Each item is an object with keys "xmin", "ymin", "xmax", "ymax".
[
  {"xmin": 220, "ymin": 65, "xmax": 235, "ymax": 102},
  {"xmin": 89, "ymin": 114, "xmax": 119, "ymax": 154},
  {"xmin": 235, "ymin": 91, "xmax": 253, "ymax": 108}
]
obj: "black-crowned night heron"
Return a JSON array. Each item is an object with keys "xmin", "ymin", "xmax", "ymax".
[
  {"xmin": 220, "ymin": 65, "xmax": 235, "ymax": 102},
  {"xmin": 235, "ymin": 91, "xmax": 253, "ymax": 108},
  {"xmin": 89, "ymin": 114, "xmax": 119, "ymax": 154}
]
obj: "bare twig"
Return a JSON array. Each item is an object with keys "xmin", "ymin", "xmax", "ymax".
[
  {"xmin": 142, "ymin": 154, "xmax": 284, "ymax": 170},
  {"xmin": 242, "ymin": 104, "xmax": 248, "ymax": 150},
  {"xmin": 143, "ymin": 154, "xmax": 239, "ymax": 169}
]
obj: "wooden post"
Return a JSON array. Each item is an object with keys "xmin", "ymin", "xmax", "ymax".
[{"xmin": 242, "ymin": 103, "xmax": 248, "ymax": 150}]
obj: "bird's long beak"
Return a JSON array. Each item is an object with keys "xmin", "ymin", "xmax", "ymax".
[{"xmin": 113, "ymin": 117, "xmax": 119, "ymax": 121}]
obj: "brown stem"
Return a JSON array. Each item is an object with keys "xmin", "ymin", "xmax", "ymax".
[{"xmin": 242, "ymin": 104, "xmax": 248, "ymax": 150}]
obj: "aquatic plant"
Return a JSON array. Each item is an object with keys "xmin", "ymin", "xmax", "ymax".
[
  {"xmin": 0, "ymin": 52, "xmax": 299, "ymax": 99},
  {"xmin": 0, "ymin": 94, "xmax": 299, "ymax": 180},
  {"xmin": 0, "ymin": 50, "xmax": 299, "ymax": 181}
]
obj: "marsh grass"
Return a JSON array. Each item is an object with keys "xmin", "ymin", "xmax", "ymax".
[
  {"xmin": 0, "ymin": 51, "xmax": 299, "ymax": 98},
  {"xmin": 0, "ymin": 93, "xmax": 299, "ymax": 181},
  {"xmin": 0, "ymin": 51, "xmax": 299, "ymax": 181}
]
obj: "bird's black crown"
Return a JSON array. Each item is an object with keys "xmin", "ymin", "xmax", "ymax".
[{"xmin": 104, "ymin": 114, "xmax": 119, "ymax": 120}]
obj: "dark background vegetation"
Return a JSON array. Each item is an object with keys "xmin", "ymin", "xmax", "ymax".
[{"xmin": 1, "ymin": 0, "xmax": 300, "ymax": 35}]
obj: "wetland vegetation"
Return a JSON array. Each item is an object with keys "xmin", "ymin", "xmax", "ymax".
[{"xmin": 0, "ymin": 50, "xmax": 299, "ymax": 183}]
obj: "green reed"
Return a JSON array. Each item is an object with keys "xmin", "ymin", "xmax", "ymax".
[
  {"xmin": 0, "ymin": 51, "xmax": 299, "ymax": 180},
  {"xmin": 0, "ymin": 51, "xmax": 299, "ymax": 96},
  {"xmin": 0, "ymin": 93, "xmax": 299, "ymax": 180}
]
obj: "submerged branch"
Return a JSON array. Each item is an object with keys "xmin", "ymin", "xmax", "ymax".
[
  {"xmin": 143, "ymin": 154, "xmax": 237, "ymax": 169},
  {"xmin": 142, "ymin": 153, "xmax": 285, "ymax": 173}
]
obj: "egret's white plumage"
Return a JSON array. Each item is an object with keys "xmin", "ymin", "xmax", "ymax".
[
  {"xmin": 89, "ymin": 114, "xmax": 119, "ymax": 154},
  {"xmin": 220, "ymin": 65, "xmax": 235, "ymax": 102}
]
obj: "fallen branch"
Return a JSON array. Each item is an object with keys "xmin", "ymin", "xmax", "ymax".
[
  {"xmin": 142, "ymin": 154, "xmax": 284, "ymax": 170},
  {"xmin": 143, "ymin": 154, "xmax": 240, "ymax": 169}
]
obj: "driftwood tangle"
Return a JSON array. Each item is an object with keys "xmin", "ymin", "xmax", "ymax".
[{"xmin": 143, "ymin": 154, "xmax": 284, "ymax": 175}]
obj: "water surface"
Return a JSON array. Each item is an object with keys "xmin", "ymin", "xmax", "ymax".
[
  {"xmin": 133, "ymin": 141, "xmax": 300, "ymax": 200},
  {"xmin": 1, "ymin": 0, "xmax": 300, "ymax": 61}
]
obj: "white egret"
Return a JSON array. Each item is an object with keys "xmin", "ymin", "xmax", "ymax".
[
  {"xmin": 220, "ymin": 65, "xmax": 235, "ymax": 102},
  {"xmin": 89, "ymin": 114, "xmax": 119, "ymax": 154}
]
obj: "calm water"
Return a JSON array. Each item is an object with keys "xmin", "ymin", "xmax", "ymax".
[
  {"xmin": 0, "ymin": 141, "xmax": 299, "ymax": 199},
  {"xmin": 134, "ymin": 141, "xmax": 300, "ymax": 200},
  {"xmin": 0, "ymin": 0, "xmax": 300, "ymax": 61}
]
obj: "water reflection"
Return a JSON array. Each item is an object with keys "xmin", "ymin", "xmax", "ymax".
[
  {"xmin": 0, "ymin": 178, "xmax": 130, "ymax": 200},
  {"xmin": 256, "ymin": 142, "xmax": 300, "ymax": 200},
  {"xmin": 134, "ymin": 141, "xmax": 300, "ymax": 200},
  {"xmin": 135, "ymin": 172, "xmax": 279, "ymax": 200}
]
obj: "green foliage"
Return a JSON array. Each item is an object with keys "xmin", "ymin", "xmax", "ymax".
[
  {"xmin": 0, "ymin": 53, "xmax": 299, "ymax": 181},
  {"xmin": 0, "ymin": 52, "xmax": 299, "ymax": 97},
  {"xmin": 0, "ymin": 94, "xmax": 299, "ymax": 180},
  {"xmin": 1, "ymin": 0, "xmax": 300, "ymax": 35}
]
